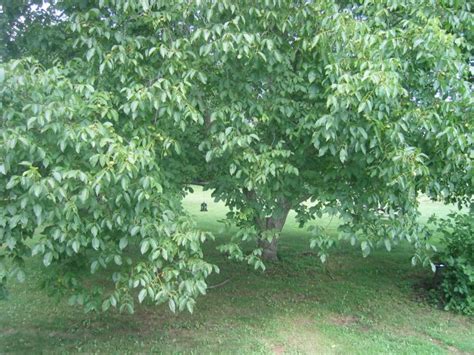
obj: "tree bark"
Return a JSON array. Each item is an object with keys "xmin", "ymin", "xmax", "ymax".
[
  {"xmin": 256, "ymin": 200, "xmax": 291, "ymax": 261},
  {"xmin": 258, "ymin": 236, "xmax": 279, "ymax": 261},
  {"xmin": 242, "ymin": 188, "xmax": 292, "ymax": 261}
]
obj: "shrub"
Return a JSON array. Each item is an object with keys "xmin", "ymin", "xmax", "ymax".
[{"xmin": 436, "ymin": 212, "xmax": 474, "ymax": 315}]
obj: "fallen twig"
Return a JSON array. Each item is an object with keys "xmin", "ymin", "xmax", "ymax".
[{"xmin": 207, "ymin": 278, "xmax": 231, "ymax": 289}]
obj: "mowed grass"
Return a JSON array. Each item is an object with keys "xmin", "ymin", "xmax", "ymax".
[{"xmin": 1, "ymin": 187, "xmax": 472, "ymax": 354}]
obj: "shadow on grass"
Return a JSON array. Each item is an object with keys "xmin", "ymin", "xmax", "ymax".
[{"xmin": 0, "ymin": 189, "xmax": 472, "ymax": 353}]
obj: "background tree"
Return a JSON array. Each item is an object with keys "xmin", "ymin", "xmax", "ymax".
[{"xmin": 0, "ymin": 0, "xmax": 472, "ymax": 312}]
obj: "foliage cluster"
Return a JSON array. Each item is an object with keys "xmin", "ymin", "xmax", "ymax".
[
  {"xmin": 0, "ymin": 0, "xmax": 472, "ymax": 313},
  {"xmin": 436, "ymin": 212, "xmax": 474, "ymax": 315}
]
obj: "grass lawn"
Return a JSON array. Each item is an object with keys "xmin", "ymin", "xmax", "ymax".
[{"xmin": 1, "ymin": 187, "xmax": 472, "ymax": 354}]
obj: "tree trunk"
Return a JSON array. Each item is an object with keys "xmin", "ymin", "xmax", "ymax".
[
  {"xmin": 256, "ymin": 201, "xmax": 291, "ymax": 261},
  {"xmin": 258, "ymin": 236, "xmax": 279, "ymax": 261},
  {"xmin": 242, "ymin": 189, "xmax": 292, "ymax": 261}
]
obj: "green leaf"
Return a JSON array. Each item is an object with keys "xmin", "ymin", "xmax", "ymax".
[
  {"xmin": 169, "ymin": 299, "xmax": 176, "ymax": 313},
  {"xmin": 92, "ymin": 237, "xmax": 100, "ymax": 250},
  {"xmin": 79, "ymin": 188, "xmax": 89, "ymax": 203},
  {"xmin": 320, "ymin": 254, "xmax": 327, "ymax": 263},
  {"xmin": 131, "ymin": 226, "xmax": 140, "ymax": 236},
  {"xmin": 119, "ymin": 237, "xmax": 128, "ymax": 250},
  {"xmin": 138, "ymin": 289, "xmax": 147, "ymax": 303},
  {"xmin": 43, "ymin": 252, "xmax": 53, "ymax": 267},
  {"xmin": 72, "ymin": 241, "xmax": 80, "ymax": 253},
  {"xmin": 140, "ymin": 240, "xmax": 150, "ymax": 254},
  {"xmin": 6, "ymin": 178, "xmax": 18, "ymax": 189},
  {"xmin": 205, "ymin": 151, "xmax": 212, "ymax": 162},
  {"xmin": 91, "ymin": 261, "xmax": 99, "ymax": 273},
  {"xmin": 33, "ymin": 184, "xmax": 42, "ymax": 197},
  {"xmin": 33, "ymin": 205, "xmax": 42, "ymax": 218},
  {"xmin": 86, "ymin": 48, "xmax": 95, "ymax": 61},
  {"xmin": 114, "ymin": 255, "xmax": 122, "ymax": 265},
  {"xmin": 186, "ymin": 299, "xmax": 194, "ymax": 313},
  {"xmin": 339, "ymin": 148, "xmax": 348, "ymax": 163},
  {"xmin": 361, "ymin": 241, "xmax": 370, "ymax": 257},
  {"xmin": 102, "ymin": 299, "xmax": 111, "ymax": 312},
  {"xmin": 16, "ymin": 270, "xmax": 25, "ymax": 283}
]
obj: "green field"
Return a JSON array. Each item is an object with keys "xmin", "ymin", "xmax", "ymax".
[{"xmin": 1, "ymin": 187, "xmax": 472, "ymax": 354}]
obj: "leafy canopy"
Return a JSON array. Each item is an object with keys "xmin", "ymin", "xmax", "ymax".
[{"xmin": 0, "ymin": 0, "xmax": 472, "ymax": 312}]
